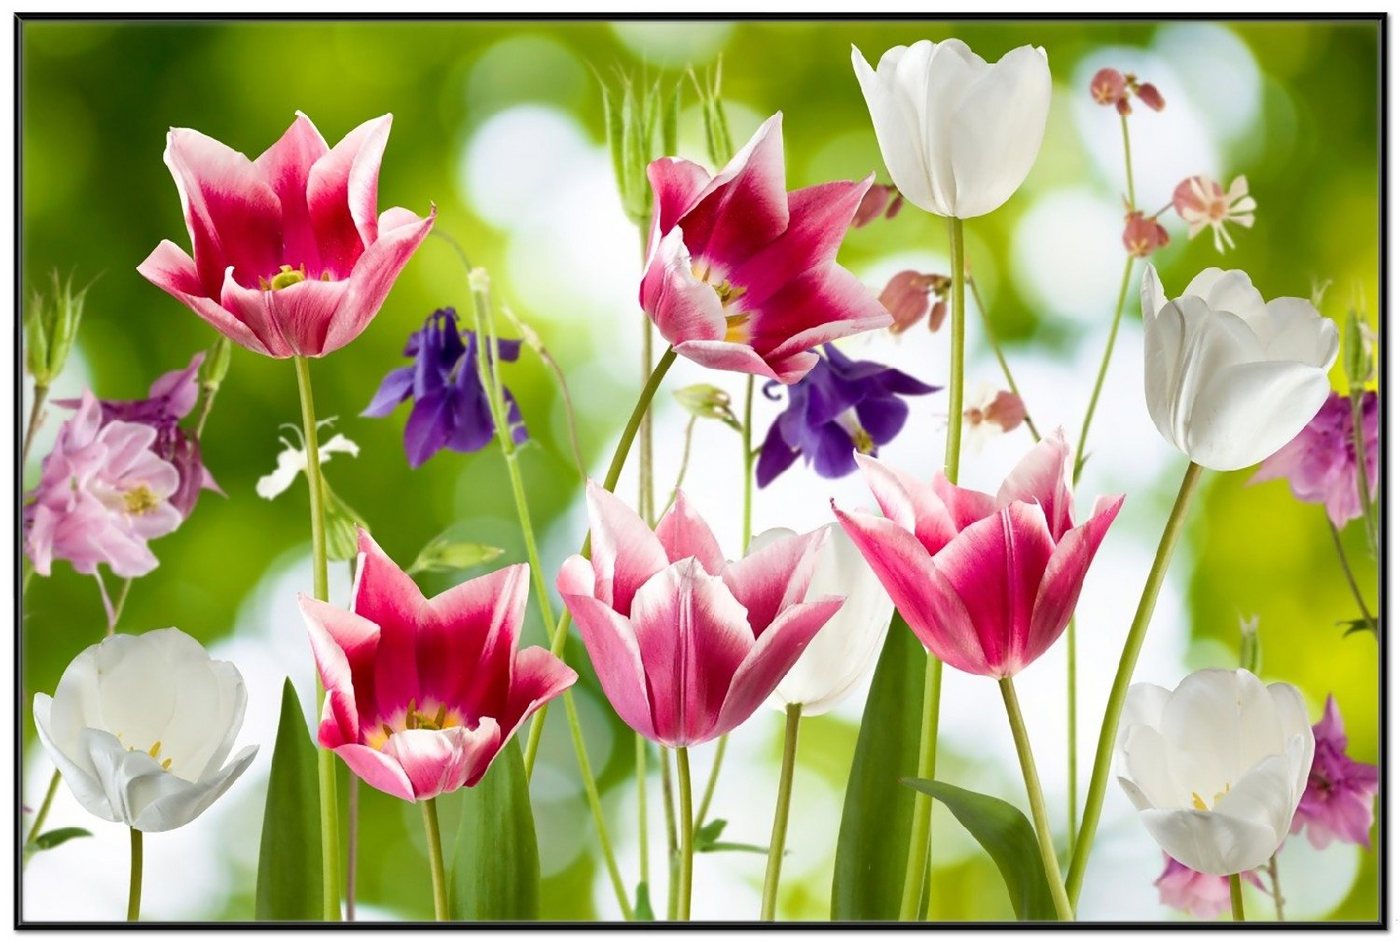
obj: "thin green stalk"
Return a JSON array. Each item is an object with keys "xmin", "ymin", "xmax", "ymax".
[
  {"xmin": 661, "ymin": 747, "xmax": 680, "ymax": 920},
  {"xmin": 1067, "ymin": 615, "xmax": 1079, "ymax": 845},
  {"xmin": 1067, "ymin": 462, "xmax": 1204, "ymax": 904},
  {"xmin": 345, "ymin": 560, "xmax": 359, "ymax": 922},
  {"xmin": 1230, "ymin": 873, "xmax": 1246, "ymax": 922},
  {"xmin": 23, "ymin": 771, "xmax": 61, "ymax": 851},
  {"xmin": 1349, "ymin": 393, "xmax": 1378, "ymax": 557},
  {"xmin": 691, "ymin": 736, "xmax": 727, "ymax": 831},
  {"xmin": 898, "ymin": 656, "xmax": 942, "ymax": 920},
  {"xmin": 945, "ymin": 218, "xmax": 966, "ymax": 477},
  {"xmin": 637, "ymin": 734, "xmax": 650, "ymax": 895},
  {"xmin": 1120, "ymin": 114, "xmax": 1136, "ymax": 208},
  {"xmin": 1327, "ymin": 514, "xmax": 1375, "ymax": 627},
  {"xmin": 420, "ymin": 798, "xmax": 449, "ymax": 921},
  {"xmin": 1073, "ymin": 256, "xmax": 1135, "ymax": 485},
  {"xmin": 676, "ymin": 747, "xmax": 695, "ymax": 921},
  {"xmin": 293, "ymin": 355, "xmax": 342, "ymax": 922},
  {"xmin": 999, "ymin": 678, "xmax": 1074, "ymax": 921},
  {"xmin": 759, "ymin": 705, "xmax": 802, "ymax": 921},
  {"xmin": 127, "ymin": 828, "xmax": 143, "ymax": 922},
  {"xmin": 22, "ymin": 384, "xmax": 49, "ymax": 472},
  {"xmin": 1266, "ymin": 854, "xmax": 1285, "ymax": 921},
  {"xmin": 967, "ymin": 277, "xmax": 1040, "ymax": 441}
]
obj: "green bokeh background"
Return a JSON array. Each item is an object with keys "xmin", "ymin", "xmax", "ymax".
[{"xmin": 20, "ymin": 18, "xmax": 1380, "ymax": 923}]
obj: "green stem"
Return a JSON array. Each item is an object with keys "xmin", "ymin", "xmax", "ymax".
[
  {"xmin": 692, "ymin": 728, "xmax": 727, "ymax": 832},
  {"xmin": 898, "ymin": 656, "xmax": 942, "ymax": 920},
  {"xmin": 1120, "ymin": 114, "xmax": 1136, "ymax": 208},
  {"xmin": 1266, "ymin": 854, "xmax": 1285, "ymax": 921},
  {"xmin": 1230, "ymin": 873, "xmax": 1245, "ymax": 922},
  {"xmin": 420, "ymin": 798, "xmax": 450, "ymax": 921},
  {"xmin": 1327, "ymin": 514, "xmax": 1374, "ymax": 627},
  {"xmin": 1349, "ymin": 392, "xmax": 1378, "ymax": 557},
  {"xmin": 293, "ymin": 355, "xmax": 342, "ymax": 922},
  {"xmin": 1072, "ymin": 256, "xmax": 1135, "ymax": 485},
  {"xmin": 1067, "ymin": 615, "xmax": 1079, "ymax": 846},
  {"xmin": 21, "ymin": 384, "xmax": 49, "ymax": 472},
  {"xmin": 676, "ymin": 746, "xmax": 694, "ymax": 921},
  {"xmin": 967, "ymin": 277, "xmax": 1040, "ymax": 442},
  {"xmin": 636, "ymin": 226, "xmax": 656, "ymax": 901},
  {"xmin": 945, "ymin": 217, "xmax": 966, "ymax": 479},
  {"xmin": 1067, "ymin": 462, "xmax": 1204, "ymax": 904},
  {"xmin": 759, "ymin": 705, "xmax": 802, "ymax": 921},
  {"xmin": 661, "ymin": 747, "xmax": 680, "ymax": 921},
  {"xmin": 999, "ymin": 678, "xmax": 1075, "ymax": 921},
  {"xmin": 24, "ymin": 770, "xmax": 61, "ymax": 851},
  {"xmin": 637, "ymin": 733, "xmax": 650, "ymax": 893},
  {"xmin": 127, "ymin": 828, "xmax": 143, "ymax": 922}
]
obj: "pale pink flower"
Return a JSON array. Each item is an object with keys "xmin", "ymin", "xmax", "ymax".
[
  {"xmin": 1155, "ymin": 855, "xmax": 1263, "ymax": 919},
  {"xmin": 1172, "ymin": 174, "xmax": 1256, "ymax": 252},
  {"xmin": 1292, "ymin": 695, "xmax": 1379, "ymax": 849}
]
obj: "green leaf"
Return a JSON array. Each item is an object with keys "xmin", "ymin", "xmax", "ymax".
[
  {"xmin": 451, "ymin": 740, "xmax": 540, "ymax": 919},
  {"xmin": 902, "ymin": 779, "xmax": 1057, "ymax": 921},
  {"xmin": 255, "ymin": 678, "xmax": 323, "ymax": 920},
  {"xmin": 321, "ymin": 479, "xmax": 368, "ymax": 563},
  {"xmin": 634, "ymin": 881, "xmax": 656, "ymax": 921},
  {"xmin": 30, "ymin": 826, "xmax": 92, "ymax": 851},
  {"xmin": 831, "ymin": 619, "xmax": 926, "ymax": 919},
  {"xmin": 661, "ymin": 81, "xmax": 681, "ymax": 156},
  {"xmin": 407, "ymin": 535, "xmax": 504, "ymax": 576},
  {"xmin": 694, "ymin": 817, "xmax": 727, "ymax": 846}
]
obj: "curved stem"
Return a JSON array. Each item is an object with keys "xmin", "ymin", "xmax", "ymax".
[
  {"xmin": 293, "ymin": 356, "xmax": 342, "ymax": 922},
  {"xmin": 1327, "ymin": 514, "xmax": 1375, "ymax": 626},
  {"xmin": 23, "ymin": 770, "xmax": 61, "ymax": 852},
  {"xmin": 21, "ymin": 384, "xmax": 49, "ymax": 473},
  {"xmin": 1000, "ymin": 678, "xmax": 1075, "ymax": 921},
  {"xmin": 1266, "ymin": 854, "xmax": 1285, "ymax": 921},
  {"xmin": 898, "ymin": 656, "xmax": 942, "ymax": 920},
  {"xmin": 1072, "ymin": 256, "xmax": 1134, "ymax": 485},
  {"xmin": 676, "ymin": 747, "xmax": 694, "ymax": 921},
  {"xmin": 1230, "ymin": 873, "xmax": 1246, "ymax": 922},
  {"xmin": 1349, "ymin": 393, "xmax": 1378, "ymax": 557},
  {"xmin": 1067, "ymin": 461, "xmax": 1204, "ymax": 904},
  {"xmin": 759, "ymin": 705, "xmax": 801, "ymax": 921},
  {"xmin": 691, "ymin": 729, "xmax": 727, "ymax": 832},
  {"xmin": 1120, "ymin": 114, "xmax": 1136, "ymax": 208},
  {"xmin": 967, "ymin": 277, "xmax": 1040, "ymax": 442},
  {"xmin": 420, "ymin": 798, "xmax": 450, "ymax": 921},
  {"xmin": 127, "ymin": 828, "xmax": 143, "ymax": 922}
]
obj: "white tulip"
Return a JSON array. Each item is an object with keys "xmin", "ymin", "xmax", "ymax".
[
  {"xmin": 1142, "ymin": 265, "xmax": 1339, "ymax": 471},
  {"xmin": 33, "ymin": 628, "xmax": 257, "ymax": 832},
  {"xmin": 758, "ymin": 523, "xmax": 893, "ymax": 715},
  {"xmin": 1115, "ymin": 668, "xmax": 1314, "ymax": 876},
  {"xmin": 851, "ymin": 39, "xmax": 1051, "ymax": 219}
]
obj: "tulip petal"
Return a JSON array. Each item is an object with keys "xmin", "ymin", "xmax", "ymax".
[
  {"xmin": 335, "ymin": 742, "xmax": 417, "ymax": 802},
  {"xmin": 584, "ymin": 481, "xmax": 669, "ymax": 613},
  {"xmin": 353, "ymin": 528, "xmax": 427, "ymax": 716},
  {"xmin": 137, "ymin": 241, "xmax": 272, "ymax": 356},
  {"xmin": 948, "ymin": 45, "xmax": 1051, "ymax": 218},
  {"xmin": 855, "ymin": 453, "xmax": 959, "ymax": 554},
  {"xmin": 383, "ymin": 721, "xmax": 502, "ymax": 798},
  {"xmin": 1026, "ymin": 493, "xmax": 1123, "ymax": 664},
  {"xmin": 655, "ymin": 490, "xmax": 727, "ymax": 573},
  {"xmin": 680, "ymin": 113, "xmax": 789, "ymax": 270},
  {"xmin": 220, "ymin": 271, "xmax": 351, "ymax": 359},
  {"xmin": 558, "ymin": 590, "xmax": 657, "ymax": 741},
  {"xmin": 722, "ymin": 528, "xmax": 825, "ymax": 633},
  {"xmin": 132, "ymin": 744, "xmax": 258, "ymax": 833},
  {"xmin": 499, "ymin": 646, "xmax": 579, "ymax": 745},
  {"xmin": 752, "ymin": 265, "xmax": 893, "ymax": 367},
  {"xmin": 1186, "ymin": 358, "xmax": 1334, "ymax": 471},
  {"xmin": 642, "ymin": 228, "xmax": 728, "ymax": 350},
  {"xmin": 319, "ymin": 205, "xmax": 435, "ymax": 358},
  {"xmin": 299, "ymin": 594, "xmax": 381, "ymax": 746},
  {"xmin": 644, "ymin": 156, "xmax": 712, "ymax": 260},
  {"xmin": 1267, "ymin": 683, "xmax": 1315, "ymax": 798},
  {"xmin": 254, "ymin": 111, "xmax": 330, "ymax": 271},
  {"xmin": 1138, "ymin": 807, "xmax": 1280, "ymax": 877},
  {"xmin": 1212, "ymin": 752, "xmax": 1303, "ymax": 845},
  {"xmin": 1160, "ymin": 669, "xmax": 1276, "ymax": 800},
  {"xmin": 995, "ymin": 428, "xmax": 1074, "ymax": 539},
  {"xmin": 1258, "ymin": 298, "xmax": 1340, "ymax": 367},
  {"xmin": 307, "ymin": 114, "xmax": 392, "ymax": 277},
  {"xmin": 852, "ymin": 43, "xmax": 940, "ymax": 215},
  {"xmin": 423, "ymin": 563, "xmax": 530, "ymax": 717},
  {"xmin": 1183, "ymin": 267, "xmax": 1266, "ymax": 324},
  {"xmin": 716, "ymin": 595, "xmax": 843, "ymax": 735},
  {"xmin": 673, "ymin": 339, "xmax": 805, "ymax": 383},
  {"xmin": 1118, "ymin": 724, "xmax": 1189, "ymax": 810},
  {"xmin": 33, "ymin": 694, "xmax": 113, "ymax": 822}
]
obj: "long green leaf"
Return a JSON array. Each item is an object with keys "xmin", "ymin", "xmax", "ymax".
[
  {"xmin": 903, "ymin": 779, "xmax": 1057, "ymax": 921},
  {"xmin": 255, "ymin": 678, "xmax": 323, "ymax": 920},
  {"xmin": 450, "ymin": 740, "xmax": 540, "ymax": 920},
  {"xmin": 830, "ymin": 618, "xmax": 926, "ymax": 919}
]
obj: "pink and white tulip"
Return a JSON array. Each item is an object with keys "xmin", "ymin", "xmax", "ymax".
[
  {"xmin": 557, "ymin": 484, "xmax": 844, "ymax": 747},
  {"xmin": 833, "ymin": 430, "xmax": 1123, "ymax": 677},
  {"xmin": 298, "ymin": 529, "xmax": 575, "ymax": 801},
  {"xmin": 641, "ymin": 113, "xmax": 891, "ymax": 384},
  {"xmin": 139, "ymin": 112, "xmax": 435, "ymax": 359}
]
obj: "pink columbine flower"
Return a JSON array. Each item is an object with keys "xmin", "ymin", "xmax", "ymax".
[
  {"xmin": 880, "ymin": 270, "xmax": 950, "ymax": 334},
  {"xmin": 1155, "ymin": 855, "xmax": 1263, "ymax": 919},
  {"xmin": 833, "ymin": 430, "xmax": 1123, "ymax": 677},
  {"xmin": 1251, "ymin": 391, "xmax": 1378, "ymax": 529},
  {"xmin": 139, "ymin": 112, "xmax": 435, "ymax": 359},
  {"xmin": 557, "ymin": 484, "xmax": 844, "ymax": 747},
  {"xmin": 640, "ymin": 113, "xmax": 891, "ymax": 384},
  {"xmin": 298, "ymin": 529, "xmax": 575, "ymax": 801},
  {"xmin": 1122, "ymin": 211, "xmax": 1170, "ymax": 258},
  {"xmin": 851, "ymin": 182, "xmax": 904, "ymax": 227},
  {"xmin": 1090, "ymin": 68, "xmax": 1127, "ymax": 106},
  {"xmin": 1172, "ymin": 174, "xmax": 1255, "ymax": 252},
  {"xmin": 25, "ymin": 391, "xmax": 183, "ymax": 579},
  {"xmin": 1291, "ymin": 695, "xmax": 1378, "ymax": 849}
]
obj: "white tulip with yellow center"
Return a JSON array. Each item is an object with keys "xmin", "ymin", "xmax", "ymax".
[
  {"xmin": 1115, "ymin": 668, "xmax": 1315, "ymax": 876},
  {"xmin": 33, "ymin": 628, "xmax": 258, "ymax": 832}
]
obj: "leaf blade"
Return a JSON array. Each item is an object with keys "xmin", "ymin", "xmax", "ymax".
[
  {"xmin": 450, "ymin": 740, "xmax": 540, "ymax": 920},
  {"xmin": 255, "ymin": 678, "xmax": 323, "ymax": 920}
]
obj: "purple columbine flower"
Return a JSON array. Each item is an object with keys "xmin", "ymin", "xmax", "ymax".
[
  {"xmin": 363, "ymin": 308, "xmax": 526, "ymax": 468},
  {"xmin": 55, "ymin": 352, "xmax": 219, "ymax": 517},
  {"xmin": 756, "ymin": 343, "xmax": 938, "ymax": 487},
  {"xmin": 1251, "ymin": 391, "xmax": 1378, "ymax": 528},
  {"xmin": 1292, "ymin": 695, "xmax": 1378, "ymax": 849}
]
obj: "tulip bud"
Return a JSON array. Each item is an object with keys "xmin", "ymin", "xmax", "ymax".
[
  {"xmin": 25, "ymin": 271, "xmax": 90, "ymax": 389},
  {"xmin": 407, "ymin": 534, "xmax": 505, "ymax": 576},
  {"xmin": 1237, "ymin": 615, "xmax": 1262, "ymax": 675},
  {"xmin": 200, "ymin": 336, "xmax": 232, "ymax": 394},
  {"xmin": 1090, "ymin": 67, "xmax": 1127, "ymax": 106},
  {"xmin": 1343, "ymin": 307, "xmax": 1374, "ymax": 391},
  {"xmin": 673, "ymin": 383, "xmax": 741, "ymax": 431}
]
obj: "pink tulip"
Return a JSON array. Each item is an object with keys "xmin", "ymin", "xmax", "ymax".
[
  {"xmin": 139, "ymin": 112, "xmax": 435, "ymax": 359},
  {"xmin": 298, "ymin": 529, "xmax": 576, "ymax": 801},
  {"xmin": 640, "ymin": 113, "xmax": 891, "ymax": 384},
  {"xmin": 25, "ymin": 391, "xmax": 183, "ymax": 579},
  {"xmin": 557, "ymin": 483, "xmax": 843, "ymax": 747},
  {"xmin": 833, "ymin": 430, "xmax": 1123, "ymax": 677}
]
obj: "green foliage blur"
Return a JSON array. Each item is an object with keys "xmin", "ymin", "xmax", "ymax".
[{"xmin": 21, "ymin": 18, "xmax": 1379, "ymax": 923}]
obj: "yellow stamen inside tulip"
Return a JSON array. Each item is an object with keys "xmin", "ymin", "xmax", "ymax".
[
  {"xmin": 263, "ymin": 264, "xmax": 308, "ymax": 291},
  {"xmin": 1191, "ymin": 783, "xmax": 1231, "ymax": 810},
  {"xmin": 147, "ymin": 740, "xmax": 162, "ymax": 758},
  {"xmin": 724, "ymin": 313, "xmax": 751, "ymax": 343},
  {"xmin": 123, "ymin": 485, "xmax": 160, "ymax": 515},
  {"xmin": 162, "ymin": 758, "xmax": 173, "ymax": 771},
  {"xmin": 366, "ymin": 700, "xmax": 464, "ymax": 750}
]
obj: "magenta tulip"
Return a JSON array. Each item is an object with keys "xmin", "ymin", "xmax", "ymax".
[
  {"xmin": 641, "ymin": 113, "xmax": 891, "ymax": 384},
  {"xmin": 139, "ymin": 112, "xmax": 435, "ymax": 359},
  {"xmin": 557, "ymin": 483, "xmax": 843, "ymax": 747},
  {"xmin": 298, "ymin": 529, "xmax": 575, "ymax": 801},
  {"xmin": 834, "ymin": 430, "xmax": 1123, "ymax": 677}
]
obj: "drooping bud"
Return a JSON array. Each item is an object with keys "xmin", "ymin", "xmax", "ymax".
[
  {"xmin": 25, "ymin": 271, "xmax": 90, "ymax": 389},
  {"xmin": 406, "ymin": 532, "xmax": 505, "ymax": 576},
  {"xmin": 674, "ymin": 383, "xmax": 742, "ymax": 431},
  {"xmin": 1343, "ymin": 307, "xmax": 1375, "ymax": 391},
  {"xmin": 200, "ymin": 336, "xmax": 232, "ymax": 394},
  {"xmin": 1122, "ymin": 211, "xmax": 1170, "ymax": 258},
  {"xmin": 880, "ymin": 270, "xmax": 950, "ymax": 334},
  {"xmin": 1135, "ymin": 82, "xmax": 1166, "ymax": 111},
  {"xmin": 1090, "ymin": 68, "xmax": 1127, "ymax": 106},
  {"xmin": 852, "ymin": 183, "xmax": 901, "ymax": 227}
]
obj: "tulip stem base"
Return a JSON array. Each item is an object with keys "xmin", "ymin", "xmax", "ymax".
[
  {"xmin": 660, "ymin": 746, "xmax": 681, "ymax": 920},
  {"xmin": 999, "ymin": 677, "xmax": 1074, "ymax": 921},
  {"xmin": 1230, "ymin": 873, "xmax": 1246, "ymax": 922},
  {"xmin": 676, "ymin": 747, "xmax": 694, "ymax": 921},
  {"xmin": 1067, "ymin": 461, "xmax": 1204, "ymax": 905},
  {"xmin": 127, "ymin": 828, "xmax": 143, "ymax": 922},
  {"xmin": 421, "ymin": 798, "xmax": 449, "ymax": 921},
  {"xmin": 760, "ymin": 705, "xmax": 802, "ymax": 920},
  {"xmin": 293, "ymin": 355, "xmax": 343, "ymax": 922},
  {"xmin": 898, "ymin": 655, "xmax": 942, "ymax": 920}
]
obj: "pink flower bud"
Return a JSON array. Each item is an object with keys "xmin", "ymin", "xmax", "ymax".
[
  {"xmin": 880, "ymin": 270, "xmax": 948, "ymax": 334},
  {"xmin": 1122, "ymin": 211, "xmax": 1169, "ymax": 258},
  {"xmin": 1090, "ymin": 68, "xmax": 1126, "ymax": 106},
  {"xmin": 1115, "ymin": 96, "xmax": 1133, "ymax": 117},
  {"xmin": 852, "ymin": 183, "xmax": 898, "ymax": 227},
  {"xmin": 1134, "ymin": 82, "xmax": 1166, "ymax": 111},
  {"xmin": 965, "ymin": 390, "xmax": 1027, "ymax": 433}
]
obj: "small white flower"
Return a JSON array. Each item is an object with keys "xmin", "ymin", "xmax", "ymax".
[
  {"xmin": 1172, "ymin": 174, "xmax": 1257, "ymax": 253},
  {"xmin": 760, "ymin": 523, "xmax": 893, "ymax": 715},
  {"xmin": 1115, "ymin": 668, "xmax": 1314, "ymax": 876},
  {"xmin": 1142, "ymin": 265, "xmax": 1339, "ymax": 471},
  {"xmin": 32, "ymin": 628, "xmax": 258, "ymax": 832},
  {"xmin": 256, "ymin": 423, "xmax": 360, "ymax": 500}
]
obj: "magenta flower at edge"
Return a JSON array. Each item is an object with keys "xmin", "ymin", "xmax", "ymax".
[
  {"xmin": 26, "ymin": 391, "xmax": 183, "ymax": 579},
  {"xmin": 139, "ymin": 112, "xmax": 435, "ymax": 359},
  {"xmin": 298, "ymin": 528, "xmax": 576, "ymax": 801},
  {"xmin": 641, "ymin": 113, "xmax": 892, "ymax": 384},
  {"xmin": 1155, "ymin": 855, "xmax": 1263, "ymax": 920},
  {"xmin": 1292, "ymin": 695, "xmax": 1378, "ymax": 849},
  {"xmin": 1252, "ymin": 390, "xmax": 1378, "ymax": 529},
  {"xmin": 557, "ymin": 483, "xmax": 844, "ymax": 747},
  {"xmin": 834, "ymin": 430, "xmax": 1123, "ymax": 677}
]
